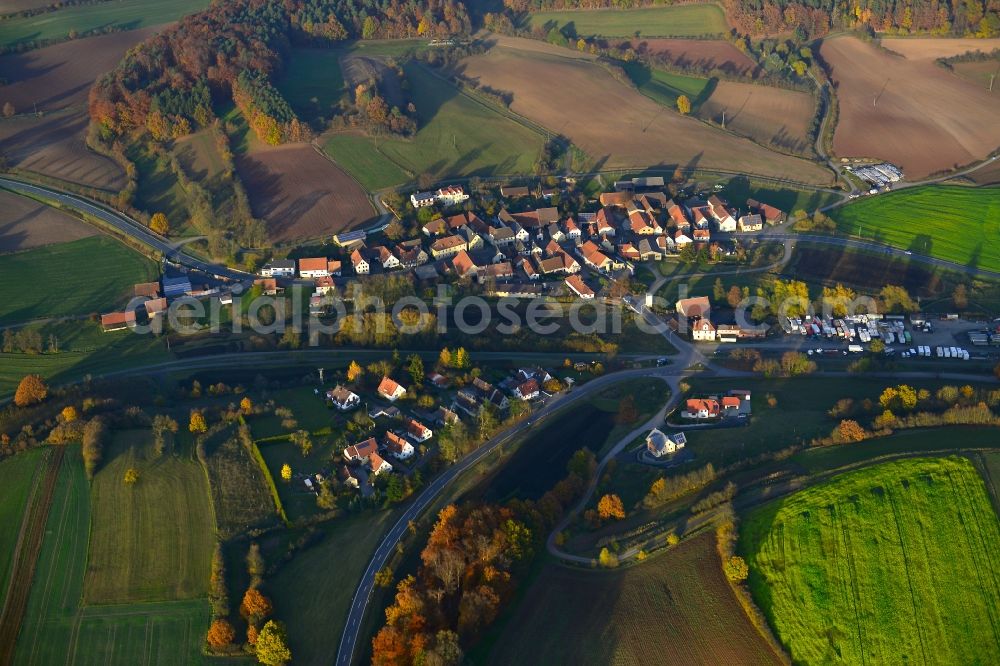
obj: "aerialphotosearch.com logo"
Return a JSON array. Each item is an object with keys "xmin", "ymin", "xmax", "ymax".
[{"xmin": 121, "ymin": 281, "xmax": 881, "ymax": 343}]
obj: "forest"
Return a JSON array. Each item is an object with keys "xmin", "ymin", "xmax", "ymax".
[
  {"xmin": 501, "ymin": 0, "xmax": 1000, "ymax": 37},
  {"xmin": 88, "ymin": 0, "xmax": 471, "ymax": 143}
]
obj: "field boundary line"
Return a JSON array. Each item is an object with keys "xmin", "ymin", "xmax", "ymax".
[
  {"xmin": 0, "ymin": 446, "xmax": 65, "ymax": 665},
  {"xmin": 0, "ymin": 449, "xmax": 49, "ymax": 609}
]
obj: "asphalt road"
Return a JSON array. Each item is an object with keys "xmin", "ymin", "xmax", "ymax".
[{"xmin": 0, "ymin": 177, "xmax": 253, "ymax": 282}]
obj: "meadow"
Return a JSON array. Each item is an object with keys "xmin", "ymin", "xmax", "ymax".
[
  {"xmin": 323, "ymin": 62, "xmax": 546, "ymax": 190},
  {"xmin": 201, "ymin": 426, "xmax": 280, "ymax": 538},
  {"xmin": 84, "ymin": 430, "xmax": 215, "ymax": 604},
  {"xmin": 527, "ymin": 4, "xmax": 728, "ymax": 38},
  {"xmin": 830, "ymin": 185, "xmax": 1000, "ymax": 273},
  {"xmin": 481, "ymin": 531, "xmax": 780, "ymax": 664},
  {"xmin": 14, "ymin": 446, "xmax": 209, "ymax": 665},
  {"xmin": 0, "ymin": 449, "xmax": 47, "ymax": 609},
  {"xmin": 741, "ymin": 456, "xmax": 1000, "ymax": 665},
  {"xmin": 0, "ymin": 235, "xmax": 159, "ymax": 323},
  {"xmin": 0, "ymin": 0, "xmax": 207, "ymax": 49},
  {"xmin": 621, "ymin": 61, "xmax": 712, "ymax": 111}
]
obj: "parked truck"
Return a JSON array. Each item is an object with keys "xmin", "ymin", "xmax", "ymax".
[{"xmin": 848, "ymin": 344, "xmax": 864, "ymax": 353}]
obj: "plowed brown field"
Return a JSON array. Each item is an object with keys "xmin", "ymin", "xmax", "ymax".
[
  {"xmin": 881, "ymin": 37, "xmax": 1000, "ymax": 61},
  {"xmin": 236, "ymin": 143, "xmax": 377, "ymax": 242},
  {"xmin": 697, "ymin": 80, "xmax": 815, "ymax": 154},
  {"xmin": 821, "ymin": 35, "xmax": 1000, "ymax": 178},
  {"xmin": 457, "ymin": 37, "xmax": 832, "ymax": 184},
  {"xmin": 0, "ymin": 189, "xmax": 96, "ymax": 251}
]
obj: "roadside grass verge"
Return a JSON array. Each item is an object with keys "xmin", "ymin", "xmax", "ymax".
[{"xmin": 741, "ymin": 456, "xmax": 1000, "ymax": 665}]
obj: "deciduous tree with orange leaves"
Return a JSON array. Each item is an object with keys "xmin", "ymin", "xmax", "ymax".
[
  {"xmin": 14, "ymin": 374, "xmax": 47, "ymax": 407},
  {"xmin": 597, "ymin": 493, "xmax": 625, "ymax": 520},
  {"xmin": 207, "ymin": 618, "xmax": 235, "ymax": 649},
  {"xmin": 240, "ymin": 587, "xmax": 273, "ymax": 623}
]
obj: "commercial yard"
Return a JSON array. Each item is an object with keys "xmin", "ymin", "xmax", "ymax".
[
  {"xmin": 830, "ymin": 185, "xmax": 1000, "ymax": 273},
  {"xmin": 324, "ymin": 61, "xmax": 546, "ymax": 190},
  {"xmin": 14, "ymin": 447, "xmax": 208, "ymax": 665},
  {"xmin": 0, "ymin": 0, "xmax": 202, "ymax": 49},
  {"xmin": 527, "ymin": 4, "xmax": 728, "ymax": 38},
  {"xmin": 457, "ymin": 38, "xmax": 832, "ymax": 184},
  {"xmin": 482, "ymin": 531, "xmax": 781, "ymax": 665},
  {"xmin": 741, "ymin": 457, "xmax": 1000, "ymax": 665},
  {"xmin": 0, "ymin": 235, "xmax": 158, "ymax": 323},
  {"xmin": 697, "ymin": 80, "xmax": 816, "ymax": 155},
  {"xmin": 0, "ymin": 190, "xmax": 96, "ymax": 251},
  {"xmin": 85, "ymin": 430, "xmax": 215, "ymax": 604},
  {"xmin": 820, "ymin": 35, "xmax": 1000, "ymax": 178}
]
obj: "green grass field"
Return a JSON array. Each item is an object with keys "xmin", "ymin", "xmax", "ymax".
[
  {"xmin": 324, "ymin": 62, "xmax": 545, "ymax": 190},
  {"xmin": 741, "ymin": 456, "xmax": 1000, "ymax": 665},
  {"xmin": 0, "ymin": 449, "xmax": 47, "ymax": 609},
  {"xmin": 202, "ymin": 426, "xmax": 279, "ymax": 538},
  {"xmin": 622, "ymin": 61, "xmax": 712, "ymax": 110},
  {"xmin": 831, "ymin": 185, "xmax": 1000, "ymax": 273},
  {"xmin": 15, "ymin": 446, "xmax": 209, "ymax": 665},
  {"xmin": 0, "ymin": 319, "xmax": 170, "ymax": 400},
  {"xmin": 84, "ymin": 430, "xmax": 215, "ymax": 604},
  {"xmin": 0, "ymin": 0, "xmax": 208, "ymax": 48},
  {"xmin": 270, "ymin": 511, "xmax": 399, "ymax": 665},
  {"xmin": 278, "ymin": 48, "xmax": 348, "ymax": 119},
  {"xmin": 719, "ymin": 177, "xmax": 843, "ymax": 215},
  {"xmin": 527, "ymin": 3, "xmax": 727, "ymax": 38},
  {"xmin": 0, "ymin": 236, "xmax": 159, "ymax": 323}
]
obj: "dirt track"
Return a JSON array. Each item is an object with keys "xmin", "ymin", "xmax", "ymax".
[{"xmin": 821, "ymin": 35, "xmax": 1000, "ymax": 178}]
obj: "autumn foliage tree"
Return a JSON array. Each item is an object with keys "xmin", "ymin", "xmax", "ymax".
[
  {"xmin": 150, "ymin": 212, "xmax": 169, "ymax": 235},
  {"xmin": 82, "ymin": 417, "xmax": 108, "ymax": 479},
  {"xmin": 676, "ymin": 95, "xmax": 691, "ymax": 115},
  {"xmin": 597, "ymin": 493, "xmax": 626, "ymax": 520},
  {"xmin": 836, "ymin": 419, "xmax": 868, "ymax": 443},
  {"xmin": 207, "ymin": 619, "xmax": 235, "ymax": 649},
  {"xmin": 14, "ymin": 374, "xmax": 47, "ymax": 407},
  {"xmin": 189, "ymin": 410, "xmax": 208, "ymax": 433},
  {"xmin": 240, "ymin": 587, "xmax": 273, "ymax": 624},
  {"xmin": 255, "ymin": 620, "xmax": 292, "ymax": 665}
]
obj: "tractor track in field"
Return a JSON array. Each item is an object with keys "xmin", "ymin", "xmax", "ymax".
[{"xmin": 0, "ymin": 446, "xmax": 65, "ymax": 664}]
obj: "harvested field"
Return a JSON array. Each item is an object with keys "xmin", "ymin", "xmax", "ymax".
[
  {"xmin": 0, "ymin": 112, "xmax": 125, "ymax": 189},
  {"xmin": 236, "ymin": 143, "xmax": 376, "ymax": 242},
  {"xmin": 742, "ymin": 457, "xmax": 1000, "ymax": 665},
  {"xmin": 969, "ymin": 157, "xmax": 1000, "ymax": 185},
  {"xmin": 881, "ymin": 37, "xmax": 1000, "ymax": 61},
  {"xmin": 820, "ymin": 35, "xmax": 1000, "ymax": 178},
  {"xmin": 626, "ymin": 37, "xmax": 758, "ymax": 77},
  {"xmin": 0, "ymin": 189, "xmax": 96, "ymax": 251},
  {"xmin": 484, "ymin": 531, "xmax": 781, "ymax": 665},
  {"xmin": 527, "ymin": 4, "xmax": 728, "ymax": 38},
  {"xmin": 697, "ymin": 80, "xmax": 816, "ymax": 155},
  {"xmin": 0, "ymin": 27, "xmax": 161, "ymax": 113},
  {"xmin": 457, "ymin": 38, "xmax": 832, "ymax": 184}
]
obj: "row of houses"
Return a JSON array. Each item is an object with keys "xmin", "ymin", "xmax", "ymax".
[{"xmin": 676, "ymin": 296, "xmax": 766, "ymax": 343}]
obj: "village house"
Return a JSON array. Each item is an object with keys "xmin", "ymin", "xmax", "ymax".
[
  {"xmin": 395, "ymin": 244, "xmax": 428, "ymax": 269},
  {"xmin": 386, "ymin": 431, "xmax": 415, "ymax": 460},
  {"xmin": 676, "ymin": 296, "xmax": 711, "ymax": 319},
  {"xmin": 134, "ymin": 282, "xmax": 161, "ymax": 298},
  {"xmin": 451, "ymin": 250, "xmax": 479, "ymax": 280},
  {"xmin": 674, "ymin": 230, "xmax": 693, "ymax": 248},
  {"xmin": 738, "ymin": 213, "xmax": 763, "ymax": 232},
  {"xmin": 374, "ymin": 245, "xmax": 400, "ymax": 270},
  {"xmin": 369, "ymin": 452, "xmax": 393, "ymax": 475},
  {"xmin": 628, "ymin": 210, "xmax": 661, "ymax": 235},
  {"xmin": 479, "ymin": 262, "xmax": 514, "ymax": 282},
  {"xmin": 144, "ymin": 297, "xmax": 167, "ymax": 319},
  {"xmin": 339, "ymin": 465, "xmax": 360, "ymax": 488},
  {"xmin": 565, "ymin": 274, "xmax": 595, "ymax": 300},
  {"xmin": 351, "ymin": 248, "xmax": 370, "ymax": 275},
  {"xmin": 748, "ymin": 199, "xmax": 787, "ymax": 225},
  {"xmin": 327, "ymin": 259, "xmax": 342, "ymax": 276},
  {"xmin": 691, "ymin": 206, "xmax": 711, "ymax": 229},
  {"xmin": 434, "ymin": 406, "xmax": 460, "ymax": 426},
  {"xmin": 646, "ymin": 428, "xmax": 687, "ymax": 457},
  {"xmin": 513, "ymin": 378, "xmax": 540, "ymax": 401},
  {"xmin": 667, "ymin": 201, "xmax": 691, "ymax": 230},
  {"xmin": 100, "ymin": 311, "xmax": 136, "ymax": 332},
  {"xmin": 298, "ymin": 257, "xmax": 330, "ymax": 278},
  {"xmin": 327, "ymin": 385, "xmax": 360, "ymax": 411},
  {"xmin": 260, "ymin": 259, "xmax": 295, "ymax": 278},
  {"xmin": 405, "ymin": 418, "xmax": 433, "ymax": 442},
  {"xmin": 501, "ymin": 185, "xmax": 530, "ymax": 198},
  {"xmin": 314, "ymin": 276, "xmax": 335, "ymax": 295},
  {"xmin": 435, "ymin": 184, "xmax": 469, "ymax": 206},
  {"xmin": 595, "ymin": 208, "xmax": 617, "ymax": 236},
  {"xmin": 638, "ymin": 238, "xmax": 663, "ymax": 261},
  {"xmin": 377, "ymin": 376, "xmax": 407, "ymax": 402},
  {"xmin": 708, "ymin": 195, "xmax": 737, "ymax": 232},
  {"xmin": 580, "ymin": 240, "xmax": 612, "ymax": 272},
  {"xmin": 692, "ymin": 318, "xmax": 717, "ymax": 341},
  {"xmin": 685, "ymin": 398, "xmax": 721, "ymax": 419},
  {"xmin": 411, "ymin": 191, "xmax": 436, "ymax": 208},
  {"xmin": 343, "ymin": 437, "xmax": 379, "ymax": 462},
  {"xmin": 430, "ymin": 234, "xmax": 468, "ymax": 259},
  {"xmin": 563, "ymin": 217, "xmax": 581, "ymax": 240},
  {"xmin": 693, "ymin": 228, "xmax": 711, "ymax": 242},
  {"xmin": 255, "ymin": 278, "xmax": 279, "ymax": 296}
]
